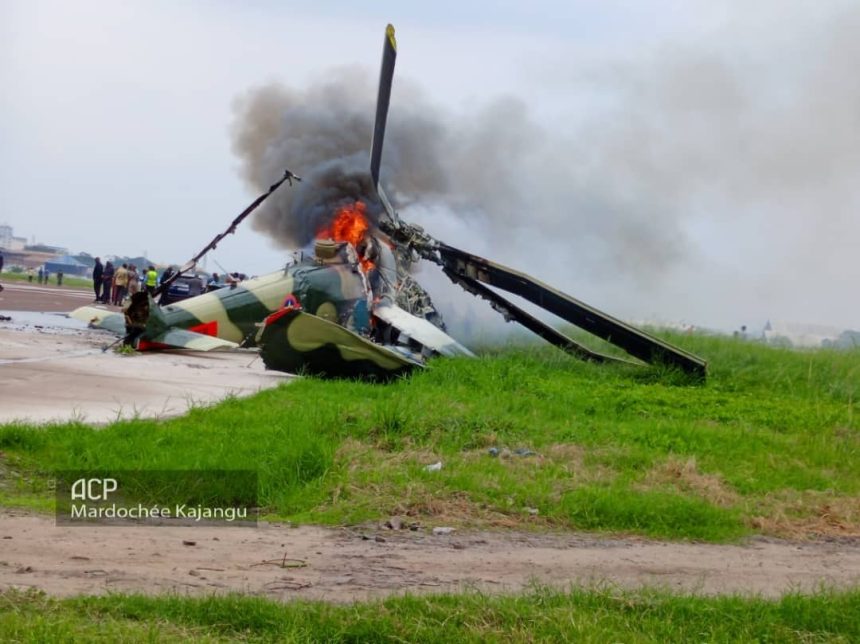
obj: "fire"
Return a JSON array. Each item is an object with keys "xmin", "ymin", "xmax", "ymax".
[{"xmin": 317, "ymin": 201, "xmax": 375, "ymax": 272}]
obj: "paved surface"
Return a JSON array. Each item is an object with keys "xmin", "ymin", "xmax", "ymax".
[
  {"xmin": 0, "ymin": 282, "xmax": 291, "ymax": 425},
  {"xmin": 0, "ymin": 281, "xmax": 101, "ymax": 313}
]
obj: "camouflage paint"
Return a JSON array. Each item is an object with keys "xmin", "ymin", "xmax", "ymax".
[
  {"xmin": 158, "ymin": 270, "xmax": 293, "ymax": 344},
  {"xmin": 256, "ymin": 308, "xmax": 418, "ymax": 379},
  {"xmin": 68, "ymin": 254, "xmax": 455, "ymax": 379}
]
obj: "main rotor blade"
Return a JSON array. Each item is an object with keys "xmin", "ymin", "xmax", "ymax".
[
  {"xmin": 370, "ymin": 24, "xmax": 397, "ymax": 192},
  {"xmin": 442, "ymin": 268, "xmax": 633, "ymax": 366},
  {"xmin": 155, "ymin": 168, "xmax": 300, "ymax": 297},
  {"xmin": 437, "ymin": 243, "xmax": 708, "ymax": 379}
]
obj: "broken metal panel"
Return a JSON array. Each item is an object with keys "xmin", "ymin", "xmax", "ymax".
[
  {"xmin": 373, "ymin": 303, "xmax": 474, "ymax": 358},
  {"xmin": 156, "ymin": 168, "xmax": 301, "ymax": 298}
]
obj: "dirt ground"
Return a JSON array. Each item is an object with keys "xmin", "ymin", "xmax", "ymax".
[
  {"xmin": 0, "ymin": 283, "xmax": 291, "ymax": 424},
  {"xmin": 0, "ymin": 509, "xmax": 858, "ymax": 601}
]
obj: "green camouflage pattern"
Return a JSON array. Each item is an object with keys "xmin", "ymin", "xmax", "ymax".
[
  {"xmin": 71, "ymin": 256, "xmax": 438, "ymax": 377},
  {"xmin": 153, "ymin": 262, "xmax": 369, "ymax": 345},
  {"xmin": 256, "ymin": 308, "xmax": 419, "ymax": 379}
]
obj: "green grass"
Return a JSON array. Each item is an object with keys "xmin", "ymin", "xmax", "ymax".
[
  {"xmin": 2, "ymin": 587, "xmax": 858, "ymax": 642},
  {"xmin": 1, "ymin": 333, "xmax": 859, "ymax": 541}
]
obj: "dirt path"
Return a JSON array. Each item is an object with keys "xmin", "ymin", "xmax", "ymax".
[{"xmin": 0, "ymin": 510, "xmax": 857, "ymax": 601}]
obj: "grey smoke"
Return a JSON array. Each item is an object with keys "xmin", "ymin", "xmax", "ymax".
[
  {"xmin": 230, "ymin": 69, "xmax": 449, "ymax": 246},
  {"xmin": 231, "ymin": 72, "xmax": 685, "ymax": 275},
  {"xmin": 232, "ymin": 5, "xmax": 860, "ymax": 332}
]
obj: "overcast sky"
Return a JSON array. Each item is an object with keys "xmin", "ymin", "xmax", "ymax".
[{"xmin": 2, "ymin": 1, "xmax": 858, "ymax": 331}]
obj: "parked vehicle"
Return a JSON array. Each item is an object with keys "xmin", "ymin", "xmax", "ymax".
[{"xmin": 158, "ymin": 274, "xmax": 206, "ymax": 306}]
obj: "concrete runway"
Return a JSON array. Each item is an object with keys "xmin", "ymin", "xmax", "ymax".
[
  {"xmin": 0, "ymin": 280, "xmax": 100, "ymax": 313},
  {"xmin": 0, "ymin": 282, "xmax": 291, "ymax": 425}
]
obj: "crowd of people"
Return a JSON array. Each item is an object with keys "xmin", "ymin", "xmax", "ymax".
[
  {"xmin": 28, "ymin": 267, "xmax": 57, "ymax": 285},
  {"xmin": 0, "ymin": 251, "xmax": 246, "ymax": 307},
  {"xmin": 91, "ymin": 257, "xmax": 160, "ymax": 306}
]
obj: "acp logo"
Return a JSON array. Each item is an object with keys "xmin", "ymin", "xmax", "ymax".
[{"xmin": 70, "ymin": 478, "xmax": 118, "ymax": 501}]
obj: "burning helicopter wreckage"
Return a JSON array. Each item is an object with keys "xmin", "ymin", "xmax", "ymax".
[{"xmin": 72, "ymin": 25, "xmax": 707, "ymax": 381}]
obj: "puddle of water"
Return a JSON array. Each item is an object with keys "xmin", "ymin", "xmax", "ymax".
[
  {"xmin": 0, "ymin": 310, "xmax": 117, "ymax": 365},
  {"xmin": 0, "ymin": 310, "xmax": 92, "ymax": 334}
]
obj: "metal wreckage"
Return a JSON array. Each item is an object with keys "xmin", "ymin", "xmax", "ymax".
[{"xmin": 71, "ymin": 25, "xmax": 707, "ymax": 381}]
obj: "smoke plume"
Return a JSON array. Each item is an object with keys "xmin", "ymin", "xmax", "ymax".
[{"xmin": 232, "ymin": 4, "xmax": 860, "ymax": 332}]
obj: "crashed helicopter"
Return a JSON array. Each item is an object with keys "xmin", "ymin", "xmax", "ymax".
[{"xmin": 71, "ymin": 24, "xmax": 707, "ymax": 381}]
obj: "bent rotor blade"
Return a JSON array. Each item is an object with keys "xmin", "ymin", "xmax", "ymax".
[
  {"xmin": 155, "ymin": 168, "xmax": 299, "ymax": 297},
  {"xmin": 437, "ymin": 243, "xmax": 708, "ymax": 379},
  {"xmin": 369, "ymin": 24, "xmax": 400, "ymax": 224},
  {"xmin": 442, "ymin": 268, "xmax": 630, "ymax": 365}
]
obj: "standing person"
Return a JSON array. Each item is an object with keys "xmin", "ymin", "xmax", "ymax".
[
  {"xmin": 57, "ymin": 271, "xmax": 64, "ymax": 286},
  {"xmin": 113, "ymin": 263, "xmax": 129, "ymax": 305},
  {"xmin": 27, "ymin": 267, "xmax": 34, "ymax": 283},
  {"xmin": 159, "ymin": 265, "xmax": 175, "ymax": 287},
  {"xmin": 0, "ymin": 250, "xmax": 4, "ymax": 292},
  {"xmin": 145, "ymin": 265, "xmax": 158, "ymax": 296},
  {"xmin": 38, "ymin": 266, "xmax": 44, "ymax": 284},
  {"xmin": 44, "ymin": 270, "xmax": 50, "ymax": 285},
  {"xmin": 92, "ymin": 257, "xmax": 104, "ymax": 302},
  {"xmin": 101, "ymin": 261, "xmax": 114, "ymax": 304},
  {"xmin": 127, "ymin": 265, "xmax": 140, "ymax": 297}
]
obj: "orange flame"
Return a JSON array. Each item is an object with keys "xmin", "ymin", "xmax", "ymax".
[{"xmin": 317, "ymin": 201, "xmax": 375, "ymax": 272}]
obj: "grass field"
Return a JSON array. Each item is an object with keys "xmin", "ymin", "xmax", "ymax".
[
  {"xmin": 2, "ymin": 587, "xmax": 858, "ymax": 642},
  {"xmin": 1, "ymin": 332, "xmax": 858, "ymax": 541}
]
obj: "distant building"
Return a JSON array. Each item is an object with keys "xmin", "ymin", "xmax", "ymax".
[
  {"xmin": 25, "ymin": 243, "xmax": 68, "ymax": 254},
  {"xmin": 44, "ymin": 254, "xmax": 91, "ymax": 277},
  {"xmin": 0, "ymin": 224, "xmax": 28, "ymax": 251},
  {"xmin": 1, "ymin": 249, "xmax": 60, "ymax": 271},
  {"xmin": 764, "ymin": 321, "xmax": 849, "ymax": 348}
]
